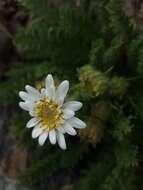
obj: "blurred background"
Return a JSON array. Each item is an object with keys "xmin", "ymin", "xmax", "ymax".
[{"xmin": 0, "ymin": 0, "xmax": 143, "ymax": 190}]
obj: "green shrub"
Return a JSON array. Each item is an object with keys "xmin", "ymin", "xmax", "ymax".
[{"xmin": 1, "ymin": 0, "xmax": 143, "ymax": 189}]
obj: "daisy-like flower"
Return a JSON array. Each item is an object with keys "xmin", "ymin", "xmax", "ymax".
[{"xmin": 19, "ymin": 74, "xmax": 86, "ymax": 150}]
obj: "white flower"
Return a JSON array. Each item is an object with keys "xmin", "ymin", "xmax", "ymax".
[{"xmin": 19, "ymin": 74, "xmax": 86, "ymax": 150}]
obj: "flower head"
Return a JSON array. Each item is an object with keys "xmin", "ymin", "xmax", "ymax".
[{"xmin": 19, "ymin": 74, "xmax": 86, "ymax": 150}]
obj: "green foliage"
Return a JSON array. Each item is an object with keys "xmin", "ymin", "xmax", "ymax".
[
  {"xmin": 113, "ymin": 115, "xmax": 133, "ymax": 142},
  {"xmin": 1, "ymin": 0, "xmax": 143, "ymax": 189}
]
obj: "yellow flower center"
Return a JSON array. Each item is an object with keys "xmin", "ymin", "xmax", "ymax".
[{"xmin": 35, "ymin": 98, "xmax": 63, "ymax": 130}]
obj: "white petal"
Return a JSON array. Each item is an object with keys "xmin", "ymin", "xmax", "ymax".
[
  {"xmin": 32, "ymin": 126, "xmax": 43, "ymax": 139},
  {"xmin": 55, "ymin": 80, "xmax": 69, "ymax": 105},
  {"xmin": 57, "ymin": 132, "xmax": 67, "ymax": 150},
  {"xmin": 25, "ymin": 101, "xmax": 35, "ymax": 109},
  {"xmin": 45, "ymin": 74, "xmax": 55, "ymax": 99},
  {"xmin": 68, "ymin": 117, "xmax": 86, "ymax": 129},
  {"xmin": 29, "ymin": 110, "xmax": 35, "ymax": 117},
  {"xmin": 19, "ymin": 102, "xmax": 29, "ymax": 111},
  {"xmin": 49, "ymin": 129, "xmax": 56, "ymax": 144},
  {"xmin": 19, "ymin": 90, "xmax": 39, "ymax": 102},
  {"xmin": 63, "ymin": 101, "xmax": 82, "ymax": 111},
  {"xmin": 38, "ymin": 132, "xmax": 48, "ymax": 146},
  {"xmin": 19, "ymin": 101, "xmax": 35, "ymax": 113},
  {"xmin": 19, "ymin": 91, "xmax": 29, "ymax": 101},
  {"xmin": 25, "ymin": 85, "xmax": 40, "ymax": 99},
  {"xmin": 63, "ymin": 123, "xmax": 77, "ymax": 136},
  {"xmin": 47, "ymin": 85, "xmax": 56, "ymax": 100},
  {"xmin": 19, "ymin": 91, "xmax": 37, "ymax": 102},
  {"xmin": 63, "ymin": 109, "xmax": 74, "ymax": 120},
  {"xmin": 26, "ymin": 118, "xmax": 39, "ymax": 128},
  {"xmin": 45, "ymin": 74, "xmax": 54, "ymax": 90},
  {"xmin": 57, "ymin": 126, "xmax": 65, "ymax": 134}
]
